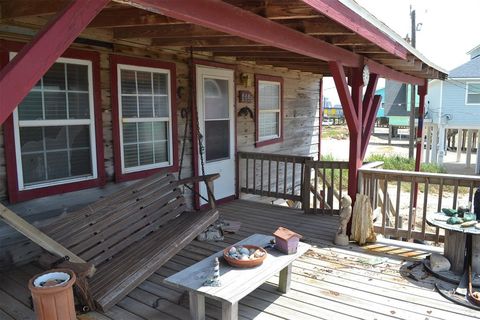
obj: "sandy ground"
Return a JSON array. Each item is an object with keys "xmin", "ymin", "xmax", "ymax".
[{"xmin": 321, "ymin": 126, "xmax": 478, "ymax": 176}]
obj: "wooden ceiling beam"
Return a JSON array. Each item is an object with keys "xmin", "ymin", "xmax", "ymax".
[
  {"xmin": 236, "ymin": 57, "xmax": 322, "ymax": 64},
  {"xmin": 303, "ymin": 20, "xmax": 355, "ymax": 35},
  {"xmin": 123, "ymin": 0, "xmax": 426, "ymax": 84},
  {"xmin": 89, "ymin": 8, "xmax": 182, "ymax": 28},
  {"xmin": 262, "ymin": 4, "xmax": 323, "ymax": 20},
  {"xmin": 151, "ymin": 37, "xmax": 259, "ymax": 47},
  {"xmin": 114, "ymin": 24, "xmax": 226, "ymax": 38},
  {"xmin": 0, "ymin": 0, "xmax": 69, "ymax": 20},
  {"xmin": 329, "ymin": 35, "xmax": 371, "ymax": 46},
  {"xmin": 191, "ymin": 46, "xmax": 280, "ymax": 52},
  {"xmin": 213, "ymin": 51, "xmax": 306, "ymax": 58}
]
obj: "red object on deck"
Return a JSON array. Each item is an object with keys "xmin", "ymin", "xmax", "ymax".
[{"xmin": 413, "ymin": 80, "xmax": 429, "ymax": 208}]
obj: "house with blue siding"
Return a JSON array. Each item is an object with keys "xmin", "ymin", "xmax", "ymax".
[{"xmin": 425, "ymin": 45, "xmax": 480, "ymax": 173}]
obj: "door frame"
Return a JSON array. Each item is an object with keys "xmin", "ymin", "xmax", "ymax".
[{"xmin": 191, "ymin": 59, "xmax": 237, "ymax": 209}]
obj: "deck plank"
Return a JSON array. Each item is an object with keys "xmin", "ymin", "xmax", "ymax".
[{"xmin": 0, "ymin": 199, "xmax": 478, "ymax": 320}]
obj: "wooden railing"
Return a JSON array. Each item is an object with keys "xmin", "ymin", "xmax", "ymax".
[
  {"xmin": 237, "ymin": 152, "xmax": 313, "ymax": 202},
  {"xmin": 302, "ymin": 160, "xmax": 349, "ymax": 214},
  {"xmin": 359, "ymin": 163, "xmax": 480, "ymax": 243}
]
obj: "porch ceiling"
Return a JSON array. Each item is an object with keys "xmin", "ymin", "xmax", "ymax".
[{"xmin": 0, "ymin": 0, "xmax": 447, "ymax": 81}]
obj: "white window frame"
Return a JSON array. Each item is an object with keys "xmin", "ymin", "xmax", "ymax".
[
  {"xmin": 11, "ymin": 54, "xmax": 98, "ymax": 191},
  {"xmin": 117, "ymin": 64, "xmax": 173, "ymax": 174},
  {"xmin": 257, "ymin": 80, "xmax": 282, "ymax": 142},
  {"xmin": 465, "ymin": 81, "xmax": 480, "ymax": 105}
]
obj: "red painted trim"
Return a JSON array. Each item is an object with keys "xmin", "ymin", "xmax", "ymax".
[
  {"xmin": 301, "ymin": 0, "xmax": 408, "ymax": 59},
  {"xmin": 254, "ymin": 74, "xmax": 284, "ymax": 148},
  {"xmin": 191, "ymin": 60, "xmax": 237, "ymax": 209},
  {"xmin": 361, "ymin": 94, "xmax": 382, "ymax": 159},
  {"xmin": 0, "ymin": 0, "xmax": 108, "ymax": 125},
  {"xmin": 109, "ymin": 54, "xmax": 178, "ymax": 182},
  {"xmin": 329, "ymin": 61, "xmax": 359, "ymax": 134},
  {"xmin": 129, "ymin": 0, "xmax": 425, "ymax": 85},
  {"xmin": 1, "ymin": 41, "xmax": 106, "ymax": 203}
]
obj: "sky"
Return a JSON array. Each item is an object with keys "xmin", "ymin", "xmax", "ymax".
[{"xmin": 324, "ymin": 0, "xmax": 480, "ymax": 105}]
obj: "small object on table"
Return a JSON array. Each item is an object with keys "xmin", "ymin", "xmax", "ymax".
[
  {"xmin": 203, "ymin": 257, "xmax": 221, "ymax": 287},
  {"xmin": 463, "ymin": 213, "xmax": 477, "ymax": 222},
  {"xmin": 475, "ymin": 223, "xmax": 480, "ymax": 230},
  {"xmin": 447, "ymin": 217, "xmax": 463, "ymax": 225},
  {"xmin": 273, "ymin": 227, "xmax": 303, "ymax": 254},
  {"xmin": 223, "ymin": 245, "xmax": 267, "ymax": 268},
  {"xmin": 442, "ymin": 208, "xmax": 458, "ymax": 216},
  {"xmin": 461, "ymin": 221, "xmax": 477, "ymax": 228}
]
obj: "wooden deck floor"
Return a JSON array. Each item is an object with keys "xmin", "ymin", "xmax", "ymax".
[{"xmin": 0, "ymin": 199, "xmax": 479, "ymax": 320}]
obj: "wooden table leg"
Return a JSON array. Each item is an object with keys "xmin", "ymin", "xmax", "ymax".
[
  {"xmin": 278, "ymin": 263, "xmax": 292, "ymax": 293},
  {"xmin": 222, "ymin": 301, "xmax": 238, "ymax": 320},
  {"xmin": 189, "ymin": 292, "xmax": 205, "ymax": 320}
]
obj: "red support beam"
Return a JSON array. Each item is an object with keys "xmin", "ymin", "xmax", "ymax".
[
  {"xmin": 318, "ymin": 78, "xmax": 324, "ymax": 159},
  {"xmin": 127, "ymin": 0, "xmax": 425, "ymax": 85},
  {"xmin": 361, "ymin": 94, "xmax": 382, "ymax": 159},
  {"xmin": 362, "ymin": 73, "xmax": 380, "ymax": 127},
  {"xmin": 329, "ymin": 61, "xmax": 359, "ymax": 134},
  {"xmin": 0, "ymin": 0, "xmax": 109, "ymax": 125},
  {"xmin": 301, "ymin": 0, "xmax": 408, "ymax": 60},
  {"xmin": 412, "ymin": 80, "xmax": 428, "ymax": 208}
]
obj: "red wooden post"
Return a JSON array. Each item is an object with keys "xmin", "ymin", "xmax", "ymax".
[
  {"xmin": 0, "ymin": 0, "xmax": 109, "ymax": 125},
  {"xmin": 413, "ymin": 80, "xmax": 428, "ymax": 208}
]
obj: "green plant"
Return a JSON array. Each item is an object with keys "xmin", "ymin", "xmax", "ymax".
[{"xmin": 365, "ymin": 154, "xmax": 446, "ymax": 173}]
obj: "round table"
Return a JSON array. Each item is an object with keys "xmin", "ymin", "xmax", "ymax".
[{"xmin": 426, "ymin": 212, "xmax": 480, "ymax": 309}]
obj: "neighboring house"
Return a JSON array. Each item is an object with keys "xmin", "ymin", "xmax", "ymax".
[{"xmin": 425, "ymin": 44, "xmax": 480, "ymax": 172}]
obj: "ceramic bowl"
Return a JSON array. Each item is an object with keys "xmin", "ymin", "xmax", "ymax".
[{"xmin": 223, "ymin": 245, "xmax": 267, "ymax": 268}]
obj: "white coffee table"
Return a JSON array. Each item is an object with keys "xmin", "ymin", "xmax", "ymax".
[{"xmin": 164, "ymin": 233, "xmax": 311, "ymax": 320}]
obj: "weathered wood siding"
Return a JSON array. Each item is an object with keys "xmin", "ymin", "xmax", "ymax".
[{"xmin": 0, "ymin": 34, "xmax": 321, "ymax": 268}]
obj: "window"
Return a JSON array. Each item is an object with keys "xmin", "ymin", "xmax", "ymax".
[
  {"xmin": 111, "ymin": 55, "xmax": 177, "ymax": 181},
  {"xmin": 255, "ymin": 75, "xmax": 283, "ymax": 147},
  {"xmin": 466, "ymin": 82, "xmax": 480, "ymax": 104},
  {"xmin": 12, "ymin": 56, "xmax": 98, "ymax": 191}
]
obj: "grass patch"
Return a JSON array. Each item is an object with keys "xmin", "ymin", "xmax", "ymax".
[
  {"xmin": 321, "ymin": 125, "xmax": 349, "ymax": 139},
  {"xmin": 365, "ymin": 154, "xmax": 446, "ymax": 173}
]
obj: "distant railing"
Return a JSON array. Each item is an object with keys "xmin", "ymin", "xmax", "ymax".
[
  {"xmin": 302, "ymin": 160, "xmax": 349, "ymax": 214},
  {"xmin": 237, "ymin": 151, "xmax": 312, "ymax": 202},
  {"xmin": 359, "ymin": 163, "xmax": 480, "ymax": 243}
]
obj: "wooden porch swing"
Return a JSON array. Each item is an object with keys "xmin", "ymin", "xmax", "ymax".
[{"xmin": 0, "ymin": 171, "xmax": 220, "ymax": 311}]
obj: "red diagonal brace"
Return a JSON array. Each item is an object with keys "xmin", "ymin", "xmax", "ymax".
[
  {"xmin": 329, "ymin": 61, "xmax": 359, "ymax": 134},
  {"xmin": 361, "ymin": 94, "xmax": 382, "ymax": 159},
  {"xmin": 362, "ymin": 73, "xmax": 379, "ymax": 130},
  {"xmin": 0, "ymin": 0, "xmax": 109, "ymax": 125}
]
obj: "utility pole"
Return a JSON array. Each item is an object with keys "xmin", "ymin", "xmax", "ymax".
[{"xmin": 408, "ymin": 8, "xmax": 416, "ymax": 159}]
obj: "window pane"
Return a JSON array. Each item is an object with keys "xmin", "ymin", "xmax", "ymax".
[
  {"xmin": 124, "ymin": 144, "xmax": 138, "ymax": 168},
  {"xmin": 137, "ymin": 71, "xmax": 152, "ymax": 94},
  {"xmin": 468, "ymin": 83, "xmax": 480, "ymax": 94},
  {"xmin": 204, "ymin": 78, "xmax": 229, "ymax": 119},
  {"xmin": 139, "ymin": 143, "xmax": 154, "ymax": 165},
  {"xmin": 46, "ymin": 151, "xmax": 69, "ymax": 180},
  {"xmin": 153, "ymin": 73, "xmax": 168, "ymax": 95},
  {"xmin": 153, "ymin": 122, "xmax": 167, "ymax": 141},
  {"xmin": 45, "ymin": 126, "xmax": 67, "ymax": 150},
  {"xmin": 18, "ymin": 91, "xmax": 43, "ymax": 120},
  {"xmin": 69, "ymin": 126, "xmax": 90, "ymax": 148},
  {"xmin": 259, "ymin": 111, "xmax": 279, "ymax": 138},
  {"xmin": 138, "ymin": 96, "xmax": 153, "ymax": 117},
  {"xmin": 205, "ymin": 120, "xmax": 229, "ymax": 161},
  {"xmin": 121, "ymin": 96, "xmax": 138, "ymax": 118},
  {"xmin": 259, "ymin": 82, "xmax": 280, "ymax": 110},
  {"xmin": 123, "ymin": 122, "xmax": 137, "ymax": 144},
  {"xmin": 138, "ymin": 122, "xmax": 153, "ymax": 142},
  {"xmin": 22, "ymin": 153, "xmax": 46, "ymax": 184},
  {"xmin": 468, "ymin": 94, "xmax": 480, "ymax": 104},
  {"xmin": 154, "ymin": 141, "xmax": 168, "ymax": 163},
  {"xmin": 43, "ymin": 63, "xmax": 66, "ymax": 91},
  {"xmin": 44, "ymin": 92, "xmax": 67, "ymax": 119},
  {"xmin": 68, "ymin": 92, "xmax": 90, "ymax": 119},
  {"xmin": 70, "ymin": 149, "xmax": 92, "ymax": 176},
  {"xmin": 121, "ymin": 70, "xmax": 136, "ymax": 94},
  {"xmin": 20, "ymin": 127, "xmax": 44, "ymax": 152},
  {"xmin": 67, "ymin": 64, "xmax": 89, "ymax": 91},
  {"xmin": 154, "ymin": 96, "xmax": 169, "ymax": 117}
]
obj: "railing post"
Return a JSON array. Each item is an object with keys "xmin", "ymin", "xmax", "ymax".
[{"xmin": 302, "ymin": 161, "xmax": 311, "ymax": 213}]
